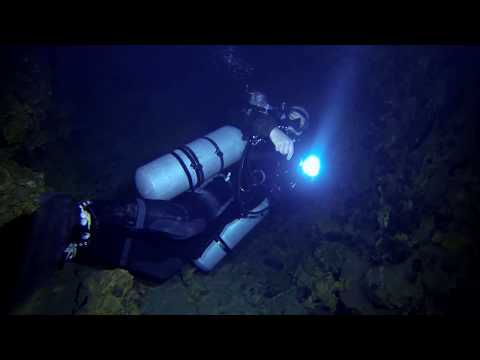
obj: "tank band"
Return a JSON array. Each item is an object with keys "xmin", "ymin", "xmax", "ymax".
[
  {"xmin": 215, "ymin": 236, "xmax": 232, "ymax": 253},
  {"xmin": 177, "ymin": 145, "xmax": 205, "ymax": 188},
  {"xmin": 202, "ymin": 136, "xmax": 224, "ymax": 171},
  {"xmin": 170, "ymin": 151, "xmax": 194, "ymax": 191}
]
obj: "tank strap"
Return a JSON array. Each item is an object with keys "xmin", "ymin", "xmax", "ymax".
[
  {"xmin": 215, "ymin": 235, "xmax": 232, "ymax": 253},
  {"xmin": 177, "ymin": 145, "xmax": 205, "ymax": 188},
  {"xmin": 202, "ymin": 136, "xmax": 224, "ymax": 171},
  {"xmin": 170, "ymin": 151, "xmax": 194, "ymax": 191}
]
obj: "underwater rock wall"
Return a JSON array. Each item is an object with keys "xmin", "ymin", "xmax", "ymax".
[
  {"xmin": 284, "ymin": 46, "xmax": 480, "ymax": 314},
  {"xmin": 0, "ymin": 51, "xmax": 54, "ymax": 227}
]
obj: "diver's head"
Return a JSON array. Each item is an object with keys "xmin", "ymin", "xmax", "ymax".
[
  {"xmin": 286, "ymin": 106, "xmax": 309, "ymax": 136},
  {"xmin": 248, "ymin": 91, "xmax": 272, "ymax": 112}
]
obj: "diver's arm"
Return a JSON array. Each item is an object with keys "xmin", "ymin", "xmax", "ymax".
[
  {"xmin": 269, "ymin": 127, "xmax": 294, "ymax": 160},
  {"xmin": 230, "ymin": 108, "xmax": 277, "ymax": 138},
  {"xmin": 232, "ymin": 108, "xmax": 294, "ymax": 159},
  {"xmin": 250, "ymin": 113, "xmax": 293, "ymax": 160},
  {"xmin": 251, "ymin": 113, "xmax": 279, "ymax": 138}
]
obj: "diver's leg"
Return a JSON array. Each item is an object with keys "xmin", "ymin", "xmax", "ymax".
[
  {"xmin": 83, "ymin": 196, "xmax": 206, "ymax": 281},
  {"xmin": 73, "ymin": 222, "xmax": 186, "ymax": 283},
  {"xmin": 75, "ymin": 195, "xmax": 205, "ymax": 269},
  {"xmin": 75, "ymin": 175, "xmax": 235, "ymax": 282},
  {"xmin": 72, "ymin": 198, "xmax": 138, "ymax": 269},
  {"xmin": 138, "ymin": 174, "xmax": 235, "ymax": 239},
  {"xmin": 139, "ymin": 198, "xmax": 208, "ymax": 240},
  {"xmin": 119, "ymin": 233, "xmax": 186, "ymax": 283},
  {"xmin": 73, "ymin": 199, "xmax": 187, "ymax": 282},
  {"xmin": 88, "ymin": 197, "xmax": 196, "ymax": 238},
  {"xmin": 173, "ymin": 174, "xmax": 235, "ymax": 223}
]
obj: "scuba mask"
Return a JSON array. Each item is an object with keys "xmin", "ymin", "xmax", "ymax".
[
  {"xmin": 283, "ymin": 105, "xmax": 310, "ymax": 137},
  {"xmin": 277, "ymin": 104, "xmax": 310, "ymax": 139}
]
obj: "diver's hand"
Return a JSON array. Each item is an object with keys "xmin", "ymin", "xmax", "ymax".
[{"xmin": 269, "ymin": 127, "xmax": 294, "ymax": 160}]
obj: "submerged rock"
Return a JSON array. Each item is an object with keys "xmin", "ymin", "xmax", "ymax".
[
  {"xmin": 340, "ymin": 250, "xmax": 375, "ymax": 314},
  {"xmin": 0, "ymin": 156, "xmax": 46, "ymax": 227},
  {"xmin": 412, "ymin": 214, "xmax": 435, "ymax": 245},
  {"xmin": 417, "ymin": 245, "xmax": 467, "ymax": 299},
  {"xmin": 363, "ymin": 259, "xmax": 424, "ymax": 313},
  {"xmin": 75, "ymin": 269, "xmax": 146, "ymax": 315},
  {"xmin": 313, "ymin": 241, "xmax": 348, "ymax": 277},
  {"xmin": 294, "ymin": 241, "xmax": 368, "ymax": 313},
  {"xmin": 299, "ymin": 270, "xmax": 346, "ymax": 313}
]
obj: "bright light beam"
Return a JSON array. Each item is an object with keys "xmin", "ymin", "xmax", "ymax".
[{"xmin": 300, "ymin": 155, "xmax": 321, "ymax": 177}]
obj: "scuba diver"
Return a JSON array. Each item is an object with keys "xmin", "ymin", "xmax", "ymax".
[{"xmin": 3, "ymin": 90, "xmax": 310, "ymax": 311}]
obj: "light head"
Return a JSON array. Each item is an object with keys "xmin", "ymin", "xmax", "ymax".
[{"xmin": 299, "ymin": 154, "xmax": 321, "ymax": 178}]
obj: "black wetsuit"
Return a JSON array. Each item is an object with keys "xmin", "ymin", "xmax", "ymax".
[{"xmin": 70, "ymin": 106, "xmax": 283, "ymax": 282}]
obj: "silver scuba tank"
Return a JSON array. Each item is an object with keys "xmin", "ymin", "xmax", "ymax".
[
  {"xmin": 193, "ymin": 197, "xmax": 269, "ymax": 272},
  {"xmin": 135, "ymin": 126, "xmax": 247, "ymax": 200}
]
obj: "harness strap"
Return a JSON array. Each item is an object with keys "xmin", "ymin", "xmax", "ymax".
[
  {"xmin": 170, "ymin": 151, "xmax": 194, "ymax": 191},
  {"xmin": 202, "ymin": 136, "xmax": 225, "ymax": 171}
]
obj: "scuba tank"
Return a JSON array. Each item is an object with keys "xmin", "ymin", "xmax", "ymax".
[
  {"xmin": 135, "ymin": 126, "xmax": 247, "ymax": 200},
  {"xmin": 193, "ymin": 197, "xmax": 269, "ymax": 272},
  {"xmin": 192, "ymin": 140, "xmax": 273, "ymax": 273},
  {"xmin": 134, "ymin": 124, "xmax": 268, "ymax": 272}
]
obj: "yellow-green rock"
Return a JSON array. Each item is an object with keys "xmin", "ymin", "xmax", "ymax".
[
  {"xmin": 76, "ymin": 269, "xmax": 146, "ymax": 315},
  {"xmin": 294, "ymin": 254, "xmax": 347, "ymax": 313},
  {"xmin": 0, "ymin": 157, "xmax": 47, "ymax": 227}
]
